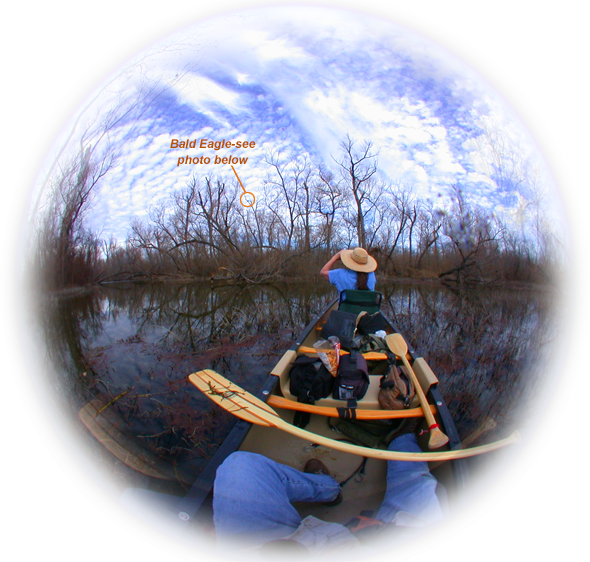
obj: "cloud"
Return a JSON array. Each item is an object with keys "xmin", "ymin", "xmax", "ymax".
[{"xmin": 72, "ymin": 7, "xmax": 555, "ymax": 244}]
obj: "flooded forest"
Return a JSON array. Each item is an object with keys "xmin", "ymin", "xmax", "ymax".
[
  {"xmin": 30, "ymin": 134, "xmax": 560, "ymax": 495},
  {"xmin": 34, "ymin": 136, "xmax": 556, "ymax": 291},
  {"xmin": 40, "ymin": 280, "xmax": 554, "ymax": 493}
]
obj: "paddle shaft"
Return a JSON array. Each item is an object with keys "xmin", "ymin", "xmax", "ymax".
[
  {"xmin": 398, "ymin": 354, "xmax": 438, "ymax": 429},
  {"xmin": 189, "ymin": 371, "xmax": 518, "ymax": 462},
  {"xmin": 269, "ymin": 414, "xmax": 518, "ymax": 462},
  {"xmin": 386, "ymin": 334, "xmax": 449, "ymax": 449}
]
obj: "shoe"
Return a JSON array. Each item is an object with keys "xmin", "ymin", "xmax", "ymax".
[
  {"xmin": 384, "ymin": 418, "xmax": 421, "ymax": 445},
  {"xmin": 304, "ymin": 459, "xmax": 343, "ymax": 506}
]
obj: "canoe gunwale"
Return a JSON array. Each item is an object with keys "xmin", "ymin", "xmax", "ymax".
[
  {"xmin": 173, "ymin": 299, "xmax": 338, "ymax": 520},
  {"xmin": 177, "ymin": 296, "xmax": 467, "ymax": 520}
]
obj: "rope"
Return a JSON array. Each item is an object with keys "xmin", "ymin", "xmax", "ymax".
[{"xmin": 327, "ymin": 437, "xmax": 368, "ymax": 487}]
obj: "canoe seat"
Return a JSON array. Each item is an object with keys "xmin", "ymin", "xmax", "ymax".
[
  {"xmin": 277, "ymin": 352, "xmax": 437, "ymax": 412},
  {"xmin": 338, "ymin": 290, "xmax": 382, "ymax": 314},
  {"xmin": 280, "ymin": 356, "xmax": 420, "ymax": 410}
]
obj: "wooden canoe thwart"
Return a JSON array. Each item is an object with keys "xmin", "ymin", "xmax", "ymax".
[
  {"xmin": 79, "ymin": 399, "xmax": 187, "ymax": 482},
  {"xmin": 188, "ymin": 369, "xmax": 520, "ymax": 462},
  {"xmin": 297, "ymin": 345, "xmax": 389, "ymax": 361},
  {"xmin": 81, "ymin": 293, "xmax": 518, "ymax": 529},
  {"xmin": 266, "ymin": 394, "xmax": 437, "ymax": 420}
]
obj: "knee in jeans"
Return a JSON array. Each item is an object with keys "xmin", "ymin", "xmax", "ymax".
[{"xmin": 216, "ymin": 452, "xmax": 267, "ymax": 487}]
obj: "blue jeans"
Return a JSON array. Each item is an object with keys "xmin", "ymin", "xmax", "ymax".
[{"xmin": 212, "ymin": 433, "xmax": 442, "ymax": 546}]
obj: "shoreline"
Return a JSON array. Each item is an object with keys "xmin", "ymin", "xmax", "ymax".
[{"xmin": 40, "ymin": 274, "xmax": 555, "ymax": 299}]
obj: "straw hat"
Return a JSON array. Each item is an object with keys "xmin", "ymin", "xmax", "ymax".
[{"xmin": 340, "ymin": 247, "xmax": 377, "ymax": 273}]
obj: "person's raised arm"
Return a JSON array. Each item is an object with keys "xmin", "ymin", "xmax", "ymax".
[{"xmin": 320, "ymin": 250, "xmax": 342, "ymax": 281}]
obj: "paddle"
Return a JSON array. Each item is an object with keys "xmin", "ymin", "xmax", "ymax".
[
  {"xmin": 385, "ymin": 334, "xmax": 449, "ymax": 449},
  {"xmin": 188, "ymin": 370, "xmax": 519, "ymax": 462}
]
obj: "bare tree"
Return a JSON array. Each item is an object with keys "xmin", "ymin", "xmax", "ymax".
[
  {"xmin": 438, "ymin": 186, "xmax": 503, "ymax": 284},
  {"xmin": 29, "ymin": 35, "xmax": 203, "ymax": 292},
  {"xmin": 415, "ymin": 203, "xmax": 443, "ymax": 271},
  {"xmin": 374, "ymin": 185, "xmax": 413, "ymax": 274},
  {"xmin": 30, "ymin": 40, "xmax": 193, "ymax": 221},
  {"xmin": 334, "ymin": 135, "xmax": 380, "ymax": 248},
  {"xmin": 263, "ymin": 152, "xmax": 302, "ymax": 251},
  {"xmin": 316, "ymin": 166, "xmax": 344, "ymax": 254},
  {"xmin": 37, "ymin": 144, "xmax": 115, "ymax": 289}
]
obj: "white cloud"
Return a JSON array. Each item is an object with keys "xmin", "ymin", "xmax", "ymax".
[
  {"xmin": 70, "ymin": 6, "xmax": 557, "ymax": 244},
  {"xmin": 171, "ymin": 72, "xmax": 241, "ymax": 111}
]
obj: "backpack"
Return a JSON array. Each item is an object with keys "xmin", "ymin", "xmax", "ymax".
[
  {"xmin": 333, "ymin": 350, "xmax": 370, "ymax": 402},
  {"xmin": 352, "ymin": 334, "xmax": 389, "ymax": 354},
  {"xmin": 289, "ymin": 355, "xmax": 334, "ymax": 428},
  {"xmin": 328, "ymin": 417, "xmax": 403, "ymax": 448},
  {"xmin": 356, "ymin": 311, "xmax": 389, "ymax": 335},
  {"xmin": 320, "ymin": 309, "xmax": 359, "ymax": 350},
  {"xmin": 378, "ymin": 364, "xmax": 416, "ymax": 410}
]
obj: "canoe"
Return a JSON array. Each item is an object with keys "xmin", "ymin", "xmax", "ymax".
[
  {"xmin": 179, "ymin": 292, "xmax": 473, "ymax": 525},
  {"xmin": 213, "ymin": 300, "xmax": 469, "ymax": 523}
]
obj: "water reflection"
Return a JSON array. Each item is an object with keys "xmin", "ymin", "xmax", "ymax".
[
  {"xmin": 41, "ymin": 281, "xmax": 555, "ymax": 489},
  {"xmin": 42, "ymin": 282, "xmax": 335, "ymax": 487},
  {"xmin": 381, "ymin": 284, "xmax": 554, "ymax": 436}
]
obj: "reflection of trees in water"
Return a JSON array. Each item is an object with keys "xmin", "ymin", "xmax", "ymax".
[
  {"xmin": 381, "ymin": 284, "xmax": 554, "ymax": 439},
  {"xmin": 43, "ymin": 281, "xmax": 554, "ymax": 486},
  {"xmin": 100, "ymin": 282, "xmax": 333, "ymax": 350},
  {"xmin": 43, "ymin": 282, "xmax": 336, "ymax": 486},
  {"xmin": 40, "ymin": 291, "xmax": 106, "ymax": 416}
]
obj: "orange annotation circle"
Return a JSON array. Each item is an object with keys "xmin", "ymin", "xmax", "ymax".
[{"xmin": 240, "ymin": 192, "xmax": 256, "ymax": 207}]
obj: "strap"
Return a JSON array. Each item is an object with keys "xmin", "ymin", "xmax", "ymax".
[
  {"xmin": 399, "ymin": 371, "xmax": 414, "ymax": 407},
  {"xmin": 336, "ymin": 396, "xmax": 358, "ymax": 418},
  {"xmin": 295, "ymin": 360, "xmax": 322, "ymax": 403},
  {"xmin": 337, "ymin": 407, "xmax": 357, "ymax": 420},
  {"xmin": 293, "ymin": 410, "xmax": 311, "ymax": 428},
  {"xmin": 379, "ymin": 374, "xmax": 395, "ymax": 389}
]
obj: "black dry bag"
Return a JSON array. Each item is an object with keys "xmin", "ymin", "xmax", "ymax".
[
  {"xmin": 289, "ymin": 355, "xmax": 334, "ymax": 428},
  {"xmin": 320, "ymin": 309, "xmax": 359, "ymax": 350}
]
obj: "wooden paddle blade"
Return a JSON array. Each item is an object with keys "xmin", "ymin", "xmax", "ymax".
[
  {"xmin": 428, "ymin": 426, "xmax": 450, "ymax": 449},
  {"xmin": 202, "ymin": 370, "xmax": 278, "ymax": 415},
  {"xmin": 188, "ymin": 371, "xmax": 277, "ymax": 427},
  {"xmin": 189, "ymin": 371, "xmax": 519, "ymax": 461},
  {"xmin": 385, "ymin": 333, "xmax": 408, "ymax": 357}
]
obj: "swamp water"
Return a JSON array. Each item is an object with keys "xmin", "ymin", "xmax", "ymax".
[{"xmin": 39, "ymin": 281, "xmax": 556, "ymax": 495}]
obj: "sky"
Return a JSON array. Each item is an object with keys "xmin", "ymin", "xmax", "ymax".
[{"xmin": 38, "ymin": 6, "xmax": 557, "ymax": 243}]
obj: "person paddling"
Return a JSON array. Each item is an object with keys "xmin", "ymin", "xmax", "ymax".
[{"xmin": 320, "ymin": 247, "xmax": 378, "ymax": 293}]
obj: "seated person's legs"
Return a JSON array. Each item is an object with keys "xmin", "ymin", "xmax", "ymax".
[
  {"xmin": 376, "ymin": 433, "xmax": 443, "ymax": 526},
  {"xmin": 213, "ymin": 451, "xmax": 341, "ymax": 546}
]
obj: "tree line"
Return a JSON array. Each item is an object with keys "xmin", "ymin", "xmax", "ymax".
[{"xmin": 33, "ymin": 132, "xmax": 558, "ymax": 292}]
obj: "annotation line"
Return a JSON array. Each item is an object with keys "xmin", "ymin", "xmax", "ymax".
[{"xmin": 231, "ymin": 166, "xmax": 255, "ymax": 208}]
